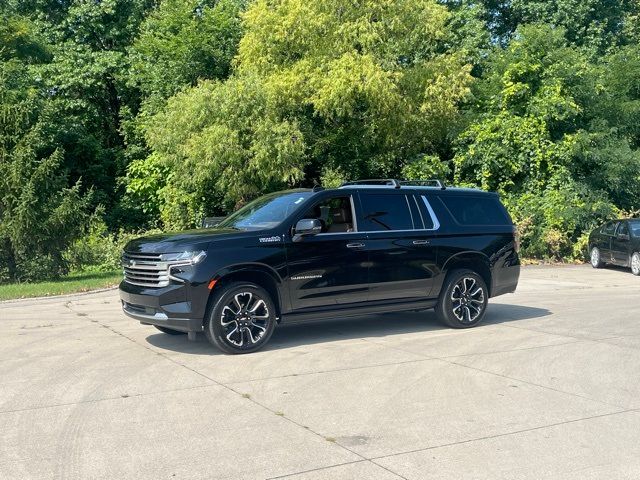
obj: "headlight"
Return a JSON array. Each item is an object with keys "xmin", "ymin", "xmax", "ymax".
[{"xmin": 160, "ymin": 250, "xmax": 207, "ymax": 265}]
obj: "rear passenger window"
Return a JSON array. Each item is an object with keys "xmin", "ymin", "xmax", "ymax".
[
  {"xmin": 440, "ymin": 195, "xmax": 511, "ymax": 226},
  {"xmin": 618, "ymin": 222, "xmax": 629, "ymax": 236},
  {"xmin": 359, "ymin": 194, "xmax": 414, "ymax": 231}
]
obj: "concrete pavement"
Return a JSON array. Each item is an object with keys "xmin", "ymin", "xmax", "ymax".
[{"xmin": 1, "ymin": 265, "xmax": 639, "ymax": 479}]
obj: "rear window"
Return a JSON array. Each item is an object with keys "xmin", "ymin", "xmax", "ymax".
[
  {"xmin": 629, "ymin": 220, "xmax": 640, "ymax": 236},
  {"xmin": 440, "ymin": 195, "xmax": 511, "ymax": 226}
]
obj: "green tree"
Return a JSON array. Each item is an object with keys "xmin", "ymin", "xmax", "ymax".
[
  {"xmin": 454, "ymin": 24, "xmax": 640, "ymax": 258},
  {"xmin": 142, "ymin": 0, "xmax": 475, "ymax": 227},
  {"xmin": 8, "ymin": 0, "xmax": 154, "ymax": 227},
  {"xmin": 128, "ymin": 0, "xmax": 245, "ymax": 103},
  {"xmin": 0, "ymin": 46, "xmax": 92, "ymax": 282},
  {"xmin": 122, "ymin": 0, "xmax": 246, "ymax": 225},
  {"xmin": 479, "ymin": 0, "xmax": 640, "ymax": 51}
]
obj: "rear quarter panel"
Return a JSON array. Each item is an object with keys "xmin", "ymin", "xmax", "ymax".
[{"xmin": 423, "ymin": 192, "xmax": 520, "ymax": 298}]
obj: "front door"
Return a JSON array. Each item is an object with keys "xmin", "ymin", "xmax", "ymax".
[
  {"xmin": 611, "ymin": 221, "xmax": 631, "ymax": 265},
  {"xmin": 285, "ymin": 194, "xmax": 370, "ymax": 310},
  {"xmin": 596, "ymin": 221, "xmax": 617, "ymax": 260}
]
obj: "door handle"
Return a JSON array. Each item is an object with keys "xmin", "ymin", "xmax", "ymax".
[
  {"xmin": 412, "ymin": 239, "xmax": 430, "ymax": 245},
  {"xmin": 346, "ymin": 242, "xmax": 365, "ymax": 249}
]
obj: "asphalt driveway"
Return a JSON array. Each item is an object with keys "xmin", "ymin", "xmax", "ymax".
[{"xmin": 1, "ymin": 265, "xmax": 640, "ymax": 479}]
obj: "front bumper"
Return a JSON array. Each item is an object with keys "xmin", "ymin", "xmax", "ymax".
[{"xmin": 119, "ymin": 280, "xmax": 203, "ymax": 333}]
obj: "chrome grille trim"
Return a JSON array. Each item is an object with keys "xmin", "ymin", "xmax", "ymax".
[{"xmin": 122, "ymin": 252, "xmax": 170, "ymax": 288}]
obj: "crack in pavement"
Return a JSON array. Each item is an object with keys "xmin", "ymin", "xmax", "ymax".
[
  {"xmin": 223, "ymin": 356, "xmax": 437, "ymax": 385},
  {"xmin": 357, "ymin": 333, "xmax": 628, "ymax": 411},
  {"xmin": 0, "ymin": 383, "xmax": 217, "ymax": 415},
  {"xmin": 369, "ymin": 407, "xmax": 640, "ymax": 462}
]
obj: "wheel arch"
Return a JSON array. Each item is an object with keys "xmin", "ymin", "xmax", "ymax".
[
  {"xmin": 441, "ymin": 252, "xmax": 492, "ymax": 297},
  {"xmin": 206, "ymin": 264, "xmax": 283, "ymax": 320}
]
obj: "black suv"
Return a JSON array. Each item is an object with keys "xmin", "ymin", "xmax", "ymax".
[
  {"xmin": 588, "ymin": 219, "xmax": 640, "ymax": 275},
  {"xmin": 119, "ymin": 179, "xmax": 520, "ymax": 354}
]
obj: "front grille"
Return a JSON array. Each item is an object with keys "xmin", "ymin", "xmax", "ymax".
[{"xmin": 122, "ymin": 252, "xmax": 170, "ymax": 288}]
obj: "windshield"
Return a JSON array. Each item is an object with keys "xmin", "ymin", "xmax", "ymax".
[
  {"xmin": 628, "ymin": 220, "xmax": 640, "ymax": 237},
  {"xmin": 217, "ymin": 191, "xmax": 313, "ymax": 230}
]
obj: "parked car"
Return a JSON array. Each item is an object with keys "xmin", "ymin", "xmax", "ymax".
[
  {"xmin": 589, "ymin": 219, "xmax": 640, "ymax": 275},
  {"xmin": 119, "ymin": 179, "xmax": 520, "ymax": 354}
]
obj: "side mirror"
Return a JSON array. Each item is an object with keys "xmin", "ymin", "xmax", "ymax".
[
  {"xmin": 619, "ymin": 233, "xmax": 630, "ymax": 241},
  {"xmin": 293, "ymin": 219, "xmax": 322, "ymax": 240}
]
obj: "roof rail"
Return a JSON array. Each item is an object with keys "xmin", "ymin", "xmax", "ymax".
[
  {"xmin": 341, "ymin": 179, "xmax": 401, "ymax": 189},
  {"xmin": 399, "ymin": 179, "xmax": 446, "ymax": 190},
  {"xmin": 340, "ymin": 179, "xmax": 447, "ymax": 190}
]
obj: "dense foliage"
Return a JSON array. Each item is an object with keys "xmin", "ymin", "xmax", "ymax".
[{"xmin": 1, "ymin": 0, "xmax": 640, "ymax": 282}]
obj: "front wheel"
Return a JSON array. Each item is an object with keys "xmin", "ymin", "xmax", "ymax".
[
  {"xmin": 435, "ymin": 269, "xmax": 488, "ymax": 328},
  {"xmin": 204, "ymin": 282, "xmax": 277, "ymax": 354},
  {"xmin": 590, "ymin": 247, "xmax": 604, "ymax": 268},
  {"xmin": 631, "ymin": 252, "xmax": 640, "ymax": 276}
]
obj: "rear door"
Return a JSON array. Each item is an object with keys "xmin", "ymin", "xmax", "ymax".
[
  {"xmin": 611, "ymin": 221, "xmax": 631, "ymax": 265},
  {"xmin": 358, "ymin": 191, "xmax": 439, "ymax": 302}
]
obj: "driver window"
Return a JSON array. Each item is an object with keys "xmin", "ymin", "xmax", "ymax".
[
  {"xmin": 602, "ymin": 222, "xmax": 617, "ymax": 235},
  {"xmin": 302, "ymin": 196, "xmax": 355, "ymax": 233}
]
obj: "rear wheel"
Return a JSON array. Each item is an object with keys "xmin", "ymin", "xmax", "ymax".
[
  {"xmin": 590, "ymin": 247, "xmax": 604, "ymax": 268},
  {"xmin": 435, "ymin": 269, "xmax": 488, "ymax": 328},
  {"xmin": 204, "ymin": 282, "xmax": 276, "ymax": 354},
  {"xmin": 631, "ymin": 252, "xmax": 640, "ymax": 276},
  {"xmin": 154, "ymin": 325, "xmax": 186, "ymax": 335}
]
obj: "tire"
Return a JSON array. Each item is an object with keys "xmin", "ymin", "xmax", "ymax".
[
  {"xmin": 204, "ymin": 282, "xmax": 277, "ymax": 354},
  {"xmin": 590, "ymin": 246, "xmax": 604, "ymax": 268},
  {"xmin": 631, "ymin": 252, "xmax": 640, "ymax": 276},
  {"xmin": 154, "ymin": 325, "xmax": 186, "ymax": 335},
  {"xmin": 435, "ymin": 269, "xmax": 488, "ymax": 329}
]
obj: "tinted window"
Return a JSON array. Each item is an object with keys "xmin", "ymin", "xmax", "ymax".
[
  {"xmin": 629, "ymin": 220, "xmax": 640, "ymax": 237},
  {"xmin": 602, "ymin": 222, "xmax": 617, "ymax": 235},
  {"xmin": 618, "ymin": 222, "xmax": 629, "ymax": 236},
  {"xmin": 359, "ymin": 194, "xmax": 414, "ymax": 231},
  {"xmin": 408, "ymin": 196, "xmax": 425, "ymax": 229},
  {"xmin": 441, "ymin": 195, "xmax": 511, "ymax": 226}
]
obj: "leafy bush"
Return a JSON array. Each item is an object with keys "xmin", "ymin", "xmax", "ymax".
[
  {"xmin": 402, "ymin": 155, "xmax": 452, "ymax": 181},
  {"xmin": 502, "ymin": 177, "xmax": 618, "ymax": 260},
  {"xmin": 65, "ymin": 214, "xmax": 161, "ymax": 273},
  {"xmin": 320, "ymin": 167, "xmax": 346, "ymax": 188}
]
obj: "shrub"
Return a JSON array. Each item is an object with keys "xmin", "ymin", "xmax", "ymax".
[
  {"xmin": 503, "ymin": 178, "xmax": 618, "ymax": 260},
  {"xmin": 402, "ymin": 155, "xmax": 452, "ymax": 181},
  {"xmin": 65, "ymin": 214, "xmax": 161, "ymax": 273}
]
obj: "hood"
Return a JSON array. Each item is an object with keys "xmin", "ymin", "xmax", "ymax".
[{"xmin": 124, "ymin": 227, "xmax": 256, "ymax": 254}]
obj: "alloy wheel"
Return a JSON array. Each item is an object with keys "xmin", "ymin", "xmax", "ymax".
[
  {"xmin": 450, "ymin": 276, "xmax": 485, "ymax": 323},
  {"xmin": 591, "ymin": 247, "xmax": 600, "ymax": 267},
  {"xmin": 632, "ymin": 253, "xmax": 640, "ymax": 276},
  {"xmin": 220, "ymin": 292, "xmax": 270, "ymax": 347}
]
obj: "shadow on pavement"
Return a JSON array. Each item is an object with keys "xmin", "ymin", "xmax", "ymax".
[{"xmin": 145, "ymin": 303, "xmax": 551, "ymax": 356}]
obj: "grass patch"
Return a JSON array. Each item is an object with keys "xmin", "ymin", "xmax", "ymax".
[{"xmin": 0, "ymin": 270, "xmax": 122, "ymax": 301}]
